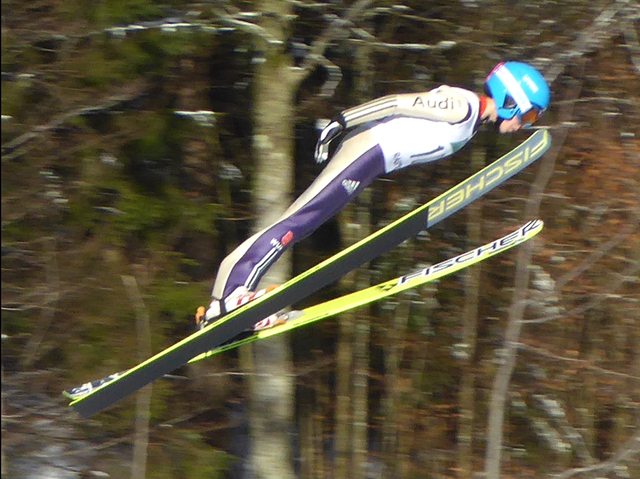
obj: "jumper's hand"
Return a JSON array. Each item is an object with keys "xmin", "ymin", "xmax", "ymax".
[{"xmin": 314, "ymin": 121, "xmax": 343, "ymax": 164}]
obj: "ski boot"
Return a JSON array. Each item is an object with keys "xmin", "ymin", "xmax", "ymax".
[
  {"xmin": 195, "ymin": 285, "xmax": 283, "ymax": 331},
  {"xmin": 252, "ymin": 311, "xmax": 289, "ymax": 331}
]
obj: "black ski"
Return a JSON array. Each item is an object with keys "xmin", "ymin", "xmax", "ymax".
[
  {"xmin": 65, "ymin": 219, "xmax": 543, "ymax": 401},
  {"xmin": 69, "ymin": 129, "xmax": 551, "ymax": 418}
]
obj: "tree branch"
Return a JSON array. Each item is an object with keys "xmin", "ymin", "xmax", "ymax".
[
  {"xmin": 554, "ymin": 217, "xmax": 639, "ymax": 292},
  {"xmin": 545, "ymin": 0, "xmax": 630, "ymax": 84},
  {"xmin": 1, "ymin": 82, "xmax": 149, "ymax": 162},
  {"xmin": 211, "ymin": 9, "xmax": 284, "ymax": 46},
  {"xmin": 551, "ymin": 433, "xmax": 640, "ymax": 479},
  {"xmin": 516, "ymin": 341, "xmax": 640, "ymax": 381},
  {"xmin": 522, "ymin": 260, "xmax": 640, "ymax": 325},
  {"xmin": 621, "ymin": 17, "xmax": 640, "ymax": 74},
  {"xmin": 121, "ymin": 275, "xmax": 152, "ymax": 479},
  {"xmin": 20, "ymin": 237, "xmax": 59, "ymax": 370}
]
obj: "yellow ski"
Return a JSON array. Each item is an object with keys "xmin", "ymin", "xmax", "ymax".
[{"xmin": 65, "ymin": 220, "xmax": 543, "ymax": 401}]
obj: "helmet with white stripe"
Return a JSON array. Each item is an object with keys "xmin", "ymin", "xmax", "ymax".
[{"xmin": 484, "ymin": 62, "xmax": 550, "ymax": 126}]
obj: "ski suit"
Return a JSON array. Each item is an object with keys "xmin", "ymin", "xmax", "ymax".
[{"xmin": 211, "ymin": 85, "xmax": 482, "ymax": 301}]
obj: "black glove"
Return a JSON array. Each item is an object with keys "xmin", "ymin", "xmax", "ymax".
[{"xmin": 314, "ymin": 120, "xmax": 343, "ymax": 164}]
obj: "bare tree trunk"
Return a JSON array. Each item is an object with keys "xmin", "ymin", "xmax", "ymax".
[
  {"xmin": 484, "ymin": 152, "xmax": 558, "ymax": 477},
  {"xmin": 1, "ymin": 365, "xmax": 7, "ymax": 477},
  {"xmin": 314, "ymin": 374, "xmax": 329, "ymax": 479},
  {"xmin": 351, "ymin": 314, "xmax": 370, "ymax": 479},
  {"xmin": 484, "ymin": 240, "xmax": 534, "ymax": 479},
  {"xmin": 623, "ymin": 244, "xmax": 640, "ymax": 478},
  {"xmin": 248, "ymin": 2, "xmax": 297, "ymax": 477},
  {"xmin": 399, "ymin": 296, "xmax": 436, "ymax": 478},
  {"xmin": 382, "ymin": 298, "xmax": 410, "ymax": 471},
  {"xmin": 301, "ymin": 409, "xmax": 311, "ymax": 478},
  {"xmin": 335, "ymin": 311, "xmax": 354, "ymax": 478},
  {"xmin": 456, "ymin": 148, "xmax": 485, "ymax": 477},
  {"xmin": 484, "ymin": 133, "xmax": 561, "ymax": 479},
  {"xmin": 484, "ymin": 62, "xmax": 582, "ymax": 478},
  {"xmin": 632, "ymin": 245, "xmax": 640, "ymax": 479},
  {"xmin": 581, "ymin": 340, "xmax": 600, "ymax": 457},
  {"xmin": 631, "ymin": 313, "xmax": 640, "ymax": 479},
  {"xmin": 122, "ymin": 275, "xmax": 152, "ymax": 479},
  {"xmin": 21, "ymin": 237, "xmax": 59, "ymax": 369},
  {"xmin": 334, "ymin": 25, "xmax": 374, "ymax": 479},
  {"xmin": 335, "ymin": 190, "xmax": 373, "ymax": 479},
  {"xmin": 351, "ymin": 27, "xmax": 375, "ymax": 479}
]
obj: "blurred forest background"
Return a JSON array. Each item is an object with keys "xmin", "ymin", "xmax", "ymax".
[{"xmin": 2, "ymin": 0, "xmax": 639, "ymax": 478}]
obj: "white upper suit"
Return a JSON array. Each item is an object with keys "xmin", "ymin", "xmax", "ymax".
[{"xmin": 211, "ymin": 86, "xmax": 483, "ymax": 303}]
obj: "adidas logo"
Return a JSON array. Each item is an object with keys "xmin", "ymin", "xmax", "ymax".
[{"xmin": 342, "ymin": 179, "xmax": 360, "ymax": 195}]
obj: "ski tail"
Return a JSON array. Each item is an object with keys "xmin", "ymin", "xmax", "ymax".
[{"xmin": 65, "ymin": 219, "xmax": 543, "ymax": 401}]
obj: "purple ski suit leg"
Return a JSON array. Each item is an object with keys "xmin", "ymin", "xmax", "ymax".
[{"xmin": 211, "ymin": 131, "xmax": 385, "ymax": 300}]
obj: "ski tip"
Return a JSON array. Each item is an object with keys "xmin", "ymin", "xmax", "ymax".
[
  {"xmin": 528, "ymin": 218, "xmax": 544, "ymax": 230},
  {"xmin": 518, "ymin": 218, "xmax": 544, "ymax": 239}
]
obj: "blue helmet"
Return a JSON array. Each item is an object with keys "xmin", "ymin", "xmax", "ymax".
[{"xmin": 484, "ymin": 62, "xmax": 550, "ymax": 126}]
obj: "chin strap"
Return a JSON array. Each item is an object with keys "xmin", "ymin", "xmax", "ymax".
[{"xmin": 479, "ymin": 95, "xmax": 489, "ymax": 118}]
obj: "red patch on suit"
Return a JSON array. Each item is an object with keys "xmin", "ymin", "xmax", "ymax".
[{"xmin": 281, "ymin": 231, "xmax": 294, "ymax": 246}]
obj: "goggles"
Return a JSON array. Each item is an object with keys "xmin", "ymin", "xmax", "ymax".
[
  {"xmin": 518, "ymin": 105, "xmax": 543, "ymax": 126},
  {"xmin": 503, "ymin": 94, "xmax": 544, "ymax": 126}
]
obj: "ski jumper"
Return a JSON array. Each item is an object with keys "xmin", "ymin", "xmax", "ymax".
[{"xmin": 211, "ymin": 86, "xmax": 482, "ymax": 301}]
